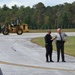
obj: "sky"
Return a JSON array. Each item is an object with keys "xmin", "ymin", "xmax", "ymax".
[{"xmin": 0, "ymin": 0, "xmax": 75, "ymax": 8}]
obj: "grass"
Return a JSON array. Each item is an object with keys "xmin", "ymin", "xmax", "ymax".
[
  {"xmin": 29, "ymin": 29, "xmax": 75, "ymax": 33},
  {"xmin": 31, "ymin": 36, "xmax": 75, "ymax": 57}
]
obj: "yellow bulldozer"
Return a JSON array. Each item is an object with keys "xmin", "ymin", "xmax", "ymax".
[{"xmin": 1, "ymin": 20, "xmax": 29, "ymax": 35}]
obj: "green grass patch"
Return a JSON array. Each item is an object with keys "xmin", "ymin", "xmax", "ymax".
[
  {"xmin": 31, "ymin": 36, "xmax": 75, "ymax": 57},
  {"xmin": 29, "ymin": 29, "xmax": 75, "ymax": 33},
  {"xmin": 31, "ymin": 37, "xmax": 45, "ymax": 47}
]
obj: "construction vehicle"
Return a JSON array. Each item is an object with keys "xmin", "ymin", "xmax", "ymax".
[{"xmin": 0, "ymin": 20, "xmax": 29, "ymax": 35}]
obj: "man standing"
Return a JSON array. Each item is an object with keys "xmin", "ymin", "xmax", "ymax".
[
  {"xmin": 55, "ymin": 28, "xmax": 68, "ymax": 62},
  {"xmin": 44, "ymin": 30, "xmax": 54, "ymax": 62}
]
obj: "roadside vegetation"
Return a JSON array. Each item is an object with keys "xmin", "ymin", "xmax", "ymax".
[
  {"xmin": 29, "ymin": 29, "xmax": 75, "ymax": 33},
  {"xmin": 31, "ymin": 36, "xmax": 75, "ymax": 57}
]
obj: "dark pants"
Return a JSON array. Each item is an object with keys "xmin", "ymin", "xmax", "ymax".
[
  {"xmin": 56, "ymin": 41, "xmax": 65, "ymax": 61},
  {"xmin": 45, "ymin": 44, "xmax": 53, "ymax": 61}
]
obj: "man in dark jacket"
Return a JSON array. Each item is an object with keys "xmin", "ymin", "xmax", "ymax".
[{"xmin": 44, "ymin": 30, "xmax": 54, "ymax": 62}]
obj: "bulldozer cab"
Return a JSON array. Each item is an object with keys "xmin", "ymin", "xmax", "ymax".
[{"xmin": 10, "ymin": 20, "xmax": 22, "ymax": 26}]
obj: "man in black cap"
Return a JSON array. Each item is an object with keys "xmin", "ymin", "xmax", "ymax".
[{"xmin": 44, "ymin": 30, "xmax": 54, "ymax": 62}]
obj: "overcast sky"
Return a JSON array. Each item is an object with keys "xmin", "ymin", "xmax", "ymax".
[{"xmin": 0, "ymin": 0, "xmax": 75, "ymax": 8}]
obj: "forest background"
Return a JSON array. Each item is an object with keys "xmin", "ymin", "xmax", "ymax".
[{"xmin": 0, "ymin": 2, "xmax": 75, "ymax": 29}]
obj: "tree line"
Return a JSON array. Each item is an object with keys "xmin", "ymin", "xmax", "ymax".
[{"xmin": 0, "ymin": 2, "xmax": 75, "ymax": 29}]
